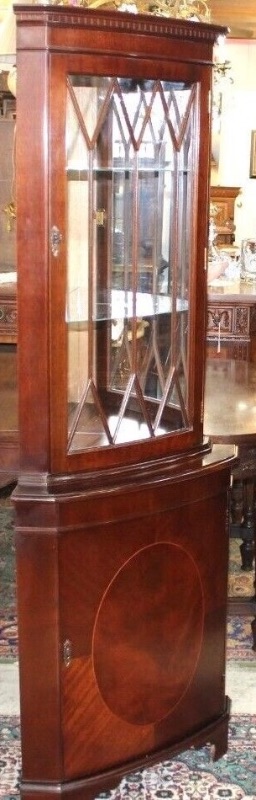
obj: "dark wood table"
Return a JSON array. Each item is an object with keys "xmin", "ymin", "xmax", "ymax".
[
  {"xmin": 204, "ymin": 358, "xmax": 256, "ymax": 444},
  {"xmin": 204, "ymin": 358, "xmax": 256, "ymax": 649}
]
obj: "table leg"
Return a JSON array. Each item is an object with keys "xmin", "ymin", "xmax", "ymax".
[
  {"xmin": 229, "ymin": 455, "xmax": 256, "ymax": 652},
  {"xmin": 239, "ymin": 478, "xmax": 255, "ymax": 571}
]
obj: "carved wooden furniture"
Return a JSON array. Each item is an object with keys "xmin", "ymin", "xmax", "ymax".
[
  {"xmin": 0, "ymin": 343, "xmax": 18, "ymax": 485},
  {"xmin": 0, "ymin": 94, "xmax": 18, "ymax": 485},
  {"xmin": 204, "ymin": 357, "xmax": 256, "ymax": 647},
  {"xmin": 0, "ymin": 280, "xmax": 17, "ymax": 343},
  {"xmin": 207, "ymin": 281, "xmax": 256, "ymax": 360},
  {"xmin": 0, "ymin": 116, "xmax": 16, "ymax": 273},
  {"xmin": 209, "ymin": 186, "xmax": 240, "ymax": 245},
  {"xmin": 0, "ymin": 279, "xmax": 18, "ymax": 485},
  {"xmin": 13, "ymin": 7, "xmax": 234, "ymax": 800}
]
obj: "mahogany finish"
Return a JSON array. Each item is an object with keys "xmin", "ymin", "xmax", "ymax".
[
  {"xmin": 13, "ymin": 7, "xmax": 234, "ymax": 800},
  {"xmin": 15, "ymin": 450, "xmax": 234, "ymax": 800}
]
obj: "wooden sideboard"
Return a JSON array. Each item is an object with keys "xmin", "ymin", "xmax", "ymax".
[
  {"xmin": 207, "ymin": 280, "xmax": 256, "ymax": 360},
  {"xmin": 0, "ymin": 280, "xmax": 17, "ymax": 344},
  {"xmin": 0, "ymin": 280, "xmax": 18, "ymax": 486},
  {"xmin": 209, "ymin": 186, "xmax": 241, "ymax": 246}
]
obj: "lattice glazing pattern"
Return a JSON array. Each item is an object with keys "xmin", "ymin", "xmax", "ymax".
[{"xmin": 65, "ymin": 76, "xmax": 199, "ymax": 451}]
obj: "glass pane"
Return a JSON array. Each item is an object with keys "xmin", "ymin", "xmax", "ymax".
[{"xmin": 65, "ymin": 75, "xmax": 199, "ymax": 453}]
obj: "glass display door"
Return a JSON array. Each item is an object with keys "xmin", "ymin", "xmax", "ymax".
[{"xmin": 65, "ymin": 75, "xmax": 199, "ymax": 454}]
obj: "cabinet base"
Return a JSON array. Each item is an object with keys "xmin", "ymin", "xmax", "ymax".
[{"xmin": 19, "ymin": 698, "xmax": 230, "ymax": 800}]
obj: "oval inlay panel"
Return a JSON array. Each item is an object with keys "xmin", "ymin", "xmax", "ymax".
[{"xmin": 92, "ymin": 542, "xmax": 204, "ymax": 725}]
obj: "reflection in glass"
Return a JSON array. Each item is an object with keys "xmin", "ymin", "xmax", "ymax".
[{"xmin": 65, "ymin": 75, "xmax": 199, "ymax": 452}]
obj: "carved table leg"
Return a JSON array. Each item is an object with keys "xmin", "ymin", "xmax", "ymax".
[
  {"xmin": 252, "ymin": 617, "xmax": 256, "ymax": 651},
  {"xmin": 251, "ymin": 551, "xmax": 256, "ymax": 651},
  {"xmin": 230, "ymin": 478, "xmax": 244, "ymax": 527},
  {"xmin": 239, "ymin": 478, "xmax": 255, "ymax": 571},
  {"xmin": 230, "ymin": 448, "xmax": 256, "ymax": 652}
]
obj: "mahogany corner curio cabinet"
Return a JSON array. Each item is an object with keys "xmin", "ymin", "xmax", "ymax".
[{"xmin": 13, "ymin": 6, "xmax": 234, "ymax": 800}]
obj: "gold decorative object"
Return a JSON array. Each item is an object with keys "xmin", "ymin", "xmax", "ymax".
[
  {"xmin": 46, "ymin": 0, "xmax": 211, "ymax": 22},
  {"xmin": 3, "ymin": 199, "xmax": 16, "ymax": 231},
  {"xmin": 119, "ymin": 0, "xmax": 211, "ymax": 21}
]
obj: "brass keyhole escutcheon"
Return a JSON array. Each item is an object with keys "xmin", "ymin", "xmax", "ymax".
[{"xmin": 50, "ymin": 225, "xmax": 63, "ymax": 257}]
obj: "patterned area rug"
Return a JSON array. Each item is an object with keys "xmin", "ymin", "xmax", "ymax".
[
  {"xmin": 227, "ymin": 617, "xmax": 256, "ymax": 662},
  {"xmin": 229, "ymin": 538, "xmax": 255, "ymax": 598},
  {"xmin": 1, "ymin": 714, "xmax": 256, "ymax": 799}
]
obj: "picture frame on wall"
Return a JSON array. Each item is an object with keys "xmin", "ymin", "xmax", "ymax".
[{"xmin": 250, "ymin": 130, "xmax": 256, "ymax": 178}]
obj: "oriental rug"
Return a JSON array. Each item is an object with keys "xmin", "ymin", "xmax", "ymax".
[{"xmin": 1, "ymin": 714, "xmax": 256, "ymax": 799}]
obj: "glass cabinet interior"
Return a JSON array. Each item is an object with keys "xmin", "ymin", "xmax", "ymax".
[{"xmin": 66, "ymin": 74, "xmax": 200, "ymax": 455}]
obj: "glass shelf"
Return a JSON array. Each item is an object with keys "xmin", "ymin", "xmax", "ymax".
[{"xmin": 67, "ymin": 289, "xmax": 188, "ymax": 323}]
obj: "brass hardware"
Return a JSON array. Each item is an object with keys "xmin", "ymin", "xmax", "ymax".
[
  {"xmin": 2, "ymin": 201, "xmax": 16, "ymax": 232},
  {"xmin": 63, "ymin": 639, "xmax": 72, "ymax": 667},
  {"xmin": 50, "ymin": 225, "xmax": 63, "ymax": 257},
  {"xmin": 94, "ymin": 208, "xmax": 107, "ymax": 227}
]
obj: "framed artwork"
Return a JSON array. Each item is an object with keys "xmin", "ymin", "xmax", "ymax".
[{"xmin": 250, "ymin": 130, "xmax": 256, "ymax": 178}]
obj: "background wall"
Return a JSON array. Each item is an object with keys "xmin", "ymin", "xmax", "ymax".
[{"xmin": 211, "ymin": 39, "xmax": 256, "ymax": 246}]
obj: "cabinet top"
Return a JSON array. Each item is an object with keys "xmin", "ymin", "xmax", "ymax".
[
  {"xmin": 14, "ymin": 4, "xmax": 227, "ymax": 49},
  {"xmin": 15, "ymin": 1, "xmax": 225, "ymax": 476}
]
